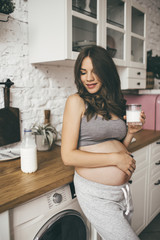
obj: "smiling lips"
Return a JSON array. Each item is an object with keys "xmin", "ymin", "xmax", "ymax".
[{"xmin": 86, "ymin": 83, "xmax": 97, "ymax": 89}]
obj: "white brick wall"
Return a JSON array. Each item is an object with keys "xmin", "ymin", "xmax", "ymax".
[{"xmin": 0, "ymin": 0, "xmax": 160, "ymax": 148}]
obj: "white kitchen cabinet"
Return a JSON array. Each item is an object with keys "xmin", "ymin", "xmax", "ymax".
[
  {"xmin": 130, "ymin": 139, "xmax": 160, "ymax": 235},
  {"xmin": 148, "ymin": 140, "xmax": 160, "ymax": 223},
  {"xmin": 130, "ymin": 147, "xmax": 149, "ymax": 235},
  {"xmin": 28, "ymin": 0, "xmax": 147, "ymax": 90},
  {"xmin": 131, "ymin": 167, "xmax": 148, "ymax": 235},
  {"xmin": 0, "ymin": 211, "xmax": 10, "ymax": 240},
  {"xmin": 106, "ymin": 0, "xmax": 146, "ymax": 68},
  {"xmin": 28, "ymin": 0, "xmax": 102, "ymax": 65},
  {"xmin": 118, "ymin": 67, "xmax": 146, "ymax": 89},
  {"xmin": 106, "ymin": 0, "xmax": 126, "ymax": 66},
  {"xmin": 129, "ymin": 1, "xmax": 147, "ymax": 69},
  {"xmin": 109, "ymin": 0, "xmax": 147, "ymax": 89},
  {"xmin": 149, "ymin": 173, "xmax": 160, "ymax": 223}
]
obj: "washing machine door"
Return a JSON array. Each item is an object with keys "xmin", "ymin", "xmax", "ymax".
[{"xmin": 33, "ymin": 209, "xmax": 88, "ymax": 240}]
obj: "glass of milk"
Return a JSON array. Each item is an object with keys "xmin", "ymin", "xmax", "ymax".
[{"xmin": 126, "ymin": 104, "xmax": 142, "ymax": 125}]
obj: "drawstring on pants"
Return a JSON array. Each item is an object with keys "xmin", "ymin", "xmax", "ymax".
[{"xmin": 122, "ymin": 184, "xmax": 130, "ymax": 215}]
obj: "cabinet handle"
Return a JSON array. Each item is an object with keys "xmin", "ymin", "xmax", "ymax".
[
  {"xmin": 155, "ymin": 161, "xmax": 160, "ymax": 165},
  {"xmin": 137, "ymin": 82, "xmax": 141, "ymax": 85},
  {"xmin": 137, "ymin": 72, "xmax": 141, "ymax": 75},
  {"xmin": 154, "ymin": 180, "xmax": 160, "ymax": 185},
  {"xmin": 156, "ymin": 142, "xmax": 160, "ymax": 144}
]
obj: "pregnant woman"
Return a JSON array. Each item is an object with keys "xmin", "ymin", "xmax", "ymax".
[{"xmin": 61, "ymin": 45, "xmax": 145, "ymax": 240}]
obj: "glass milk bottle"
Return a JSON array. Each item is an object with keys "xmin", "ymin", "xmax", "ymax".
[{"xmin": 20, "ymin": 129, "xmax": 38, "ymax": 173}]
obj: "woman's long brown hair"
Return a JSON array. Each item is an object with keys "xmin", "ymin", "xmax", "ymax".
[{"xmin": 74, "ymin": 45, "xmax": 126, "ymax": 121}]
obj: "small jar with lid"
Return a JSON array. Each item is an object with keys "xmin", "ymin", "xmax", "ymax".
[{"xmin": 20, "ymin": 129, "xmax": 38, "ymax": 173}]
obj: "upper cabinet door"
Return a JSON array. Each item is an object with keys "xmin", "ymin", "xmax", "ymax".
[
  {"xmin": 106, "ymin": 0, "xmax": 146, "ymax": 69},
  {"xmin": 28, "ymin": 0, "xmax": 72, "ymax": 64},
  {"xmin": 130, "ymin": 3, "xmax": 146, "ymax": 68},
  {"xmin": 28, "ymin": 0, "xmax": 146, "ymax": 72},
  {"xmin": 106, "ymin": 0, "xmax": 126, "ymax": 66},
  {"xmin": 28, "ymin": 0, "xmax": 103, "ymax": 65},
  {"xmin": 72, "ymin": 0, "xmax": 98, "ymax": 59}
]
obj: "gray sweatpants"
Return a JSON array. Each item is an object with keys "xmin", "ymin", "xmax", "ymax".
[{"xmin": 74, "ymin": 171, "xmax": 140, "ymax": 240}]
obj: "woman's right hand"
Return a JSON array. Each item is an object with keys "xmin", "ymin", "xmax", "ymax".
[{"xmin": 115, "ymin": 151, "xmax": 136, "ymax": 176}]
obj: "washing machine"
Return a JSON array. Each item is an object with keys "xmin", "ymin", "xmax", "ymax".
[{"xmin": 10, "ymin": 182, "xmax": 100, "ymax": 240}]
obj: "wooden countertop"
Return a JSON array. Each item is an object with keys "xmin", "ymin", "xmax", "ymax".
[{"xmin": 0, "ymin": 129, "xmax": 160, "ymax": 213}]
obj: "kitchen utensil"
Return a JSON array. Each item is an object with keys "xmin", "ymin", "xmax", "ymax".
[
  {"xmin": 0, "ymin": 149, "xmax": 20, "ymax": 161},
  {"xmin": 44, "ymin": 109, "xmax": 50, "ymax": 124},
  {"xmin": 73, "ymin": 40, "xmax": 96, "ymax": 52},
  {"xmin": 0, "ymin": 79, "xmax": 21, "ymax": 146}
]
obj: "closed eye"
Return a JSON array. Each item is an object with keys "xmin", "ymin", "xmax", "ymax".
[
  {"xmin": 80, "ymin": 70, "xmax": 86, "ymax": 75},
  {"xmin": 80, "ymin": 71, "xmax": 86, "ymax": 75}
]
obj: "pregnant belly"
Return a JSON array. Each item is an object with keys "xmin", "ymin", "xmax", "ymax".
[{"xmin": 76, "ymin": 140, "xmax": 131, "ymax": 186}]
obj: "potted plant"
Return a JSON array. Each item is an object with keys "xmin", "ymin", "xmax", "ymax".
[
  {"xmin": 31, "ymin": 123, "xmax": 57, "ymax": 151},
  {"xmin": 0, "ymin": 0, "xmax": 15, "ymax": 21}
]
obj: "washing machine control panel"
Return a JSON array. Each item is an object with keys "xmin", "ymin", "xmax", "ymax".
[
  {"xmin": 52, "ymin": 193, "xmax": 63, "ymax": 203},
  {"xmin": 47, "ymin": 184, "xmax": 72, "ymax": 209}
]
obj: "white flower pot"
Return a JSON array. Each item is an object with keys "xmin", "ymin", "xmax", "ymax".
[
  {"xmin": 35, "ymin": 135, "xmax": 51, "ymax": 151},
  {"xmin": 0, "ymin": 13, "xmax": 9, "ymax": 22}
]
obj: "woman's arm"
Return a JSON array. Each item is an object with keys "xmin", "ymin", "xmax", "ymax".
[
  {"xmin": 123, "ymin": 111, "xmax": 146, "ymax": 148},
  {"xmin": 61, "ymin": 94, "xmax": 135, "ymax": 176}
]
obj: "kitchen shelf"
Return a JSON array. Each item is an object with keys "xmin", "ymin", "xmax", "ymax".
[
  {"xmin": 72, "ymin": 6, "xmax": 96, "ymax": 19},
  {"xmin": 28, "ymin": 0, "xmax": 147, "ymax": 89},
  {"xmin": 139, "ymin": 89, "xmax": 160, "ymax": 94}
]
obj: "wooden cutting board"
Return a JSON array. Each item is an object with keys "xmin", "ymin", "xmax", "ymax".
[{"xmin": 0, "ymin": 86, "xmax": 21, "ymax": 146}]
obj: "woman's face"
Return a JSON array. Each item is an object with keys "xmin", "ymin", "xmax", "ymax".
[{"xmin": 80, "ymin": 56, "xmax": 102, "ymax": 94}]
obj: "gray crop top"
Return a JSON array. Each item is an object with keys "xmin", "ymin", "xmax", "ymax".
[{"xmin": 78, "ymin": 115, "xmax": 127, "ymax": 147}]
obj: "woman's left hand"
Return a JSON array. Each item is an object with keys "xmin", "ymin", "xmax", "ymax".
[{"xmin": 124, "ymin": 111, "xmax": 146, "ymax": 134}]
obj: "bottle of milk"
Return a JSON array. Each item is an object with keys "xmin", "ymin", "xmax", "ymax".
[{"xmin": 20, "ymin": 129, "xmax": 38, "ymax": 173}]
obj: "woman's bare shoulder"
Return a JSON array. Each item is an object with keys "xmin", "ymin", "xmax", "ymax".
[
  {"xmin": 67, "ymin": 93, "xmax": 83, "ymax": 102},
  {"xmin": 63, "ymin": 94, "xmax": 85, "ymax": 122},
  {"xmin": 66, "ymin": 94, "xmax": 85, "ymax": 111}
]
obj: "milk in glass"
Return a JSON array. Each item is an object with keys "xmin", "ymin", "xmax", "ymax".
[{"xmin": 126, "ymin": 104, "xmax": 142, "ymax": 125}]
